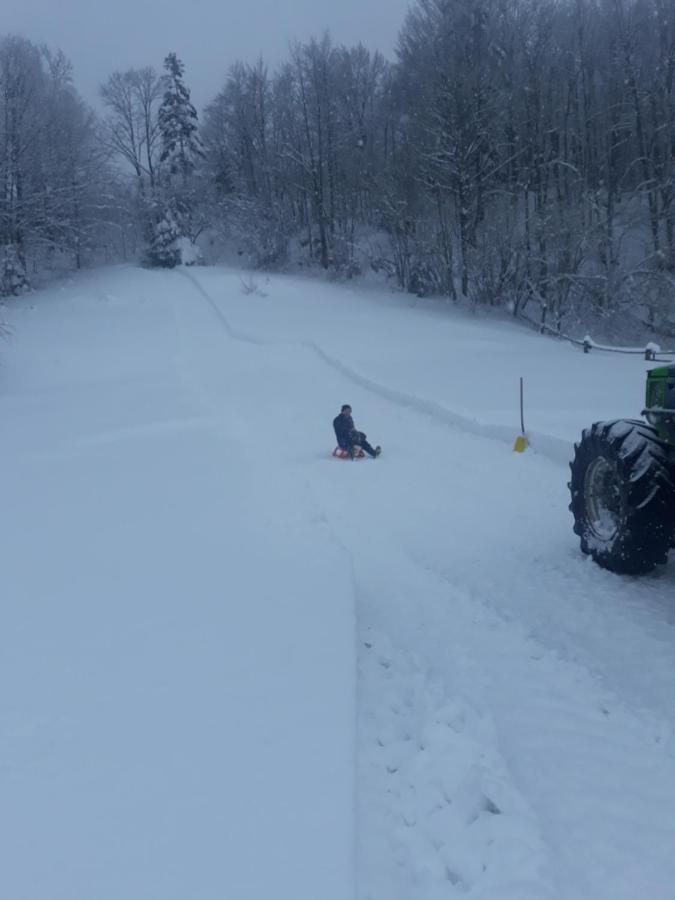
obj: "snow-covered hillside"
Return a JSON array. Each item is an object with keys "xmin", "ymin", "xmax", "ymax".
[{"xmin": 3, "ymin": 266, "xmax": 675, "ymax": 900}]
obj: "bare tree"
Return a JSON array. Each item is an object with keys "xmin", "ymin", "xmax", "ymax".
[{"xmin": 100, "ymin": 66, "xmax": 165, "ymax": 194}]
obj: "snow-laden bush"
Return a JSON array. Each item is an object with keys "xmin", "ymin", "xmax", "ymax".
[
  {"xmin": 144, "ymin": 204, "xmax": 181, "ymax": 269},
  {"xmin": 176, "ymin": 236, "xmax": 204, "ymax": 266}
]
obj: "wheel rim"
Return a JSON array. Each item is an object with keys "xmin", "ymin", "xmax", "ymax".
[{"xmin": 584, "ymin": 456, "xmax": 623, "ymax": 542}]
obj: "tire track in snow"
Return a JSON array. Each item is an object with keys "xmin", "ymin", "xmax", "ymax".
[
  {"xmin": 177, "ymin": 269, "xmax": 573, "ymax": 466},
  {"xmin": 346, "ymin": 539, "xmax": 675, "ymax": 900},
  {"xmin": 357, "ymin": 627, "xmax": 558, "ymax": 900},
  {"xmin": 409, "ymin": 554, "xmax": 675, "ymax": 900},
  {"xmin": 308, "ymin": 508, "xmax": 559, "ymax": 899},
  {"xmin": 293, "ymin": 474, "xmax": 559, "ymax": 899}
]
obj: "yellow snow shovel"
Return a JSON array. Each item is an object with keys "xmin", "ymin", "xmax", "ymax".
[{"xmin": 513, "ymin": 377, "xmax": 529, "ymax": 452}]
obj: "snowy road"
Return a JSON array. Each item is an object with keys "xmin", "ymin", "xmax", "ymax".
[{"xmin": 3, "ymin": 265, "xmax": 675, "ymax": 898}]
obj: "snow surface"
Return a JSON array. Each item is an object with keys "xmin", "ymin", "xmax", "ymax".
[{"xmin": 3, "ymin": 265, "xmax": 675, "ymax": 899}]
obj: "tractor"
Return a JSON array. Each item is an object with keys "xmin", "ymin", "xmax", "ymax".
[{"xmin": 569, "ymin": 365, "xmax": 675, "ymax": 574}]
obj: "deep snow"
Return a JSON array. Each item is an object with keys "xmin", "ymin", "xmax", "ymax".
[{"xmin": 3, "ymin": 265, "xmax": 675, "ymax": 899}]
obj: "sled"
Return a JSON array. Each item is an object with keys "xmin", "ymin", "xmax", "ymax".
[{"xmin": 332, "ymin": 446, "xmax": 365, "ymax": 459}]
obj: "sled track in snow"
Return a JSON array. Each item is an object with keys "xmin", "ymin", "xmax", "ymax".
[
  {"xmin": 177, "ymin": 269, "xmax": 267, "ymax": 347},
  {"xmin": 178, "ymin": 269, "xmax": 573, "ymax": 467}
]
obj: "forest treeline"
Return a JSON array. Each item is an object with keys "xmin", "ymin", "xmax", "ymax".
[{"xmin": 1, "ymin": 0, "xmax": 674, "ymax": 335}]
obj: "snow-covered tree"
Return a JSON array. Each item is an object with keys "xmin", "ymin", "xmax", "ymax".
[
  {"xmin": 0, "ymin": 35, "xmax": 44, "ymax": 290},
  {"xmin": 0, "ymin": 35, "xmax": 116, "ymax": 291},
  {"xmin": 158, "ymin": 53, "xmax": 203, "ymax": 181},
  {"xmin": 144, "ymin": 199, "xmax": 181, "ymax": 268}
]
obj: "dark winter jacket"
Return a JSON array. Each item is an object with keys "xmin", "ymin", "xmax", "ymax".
[{"xmin": 333, "ymin": 413, "xmax": 356, "ymax": 448}]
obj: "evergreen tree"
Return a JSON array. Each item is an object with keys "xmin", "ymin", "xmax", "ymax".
[
  {"xmin": 158, "ymin": 53, "xmax": 203, "ymax": 181},
  {"xmin": 144, "ymin": 199, "xmax": 181, "ymax": 268}
]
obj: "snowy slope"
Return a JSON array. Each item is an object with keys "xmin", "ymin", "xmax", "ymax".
[
  {"xmin": 3, "ymin": 265, "xmax": 675, "ymax": 900},
  {"xmin": 1, "ymin": 272, "xmax": 354, "ymax": 900}
]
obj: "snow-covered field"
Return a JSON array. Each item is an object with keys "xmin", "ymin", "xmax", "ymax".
[{"xmin": 3, "ymin": 265, "xmax": 675, "ymax": 899}]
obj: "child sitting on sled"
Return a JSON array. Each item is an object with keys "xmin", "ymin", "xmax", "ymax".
[{"xmin": 333, "ymin": 404, "xmax": 381, "ymax": 459}]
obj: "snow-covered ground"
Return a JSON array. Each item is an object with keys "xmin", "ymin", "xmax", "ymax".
[{"xmin": 3, "ymin": 264, "xmax": 675, "ymax": 899}]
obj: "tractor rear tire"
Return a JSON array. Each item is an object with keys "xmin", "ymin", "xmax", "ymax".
[{"xmin": 569, "ymin": 419, "xmax": 675, "ymax": 574}]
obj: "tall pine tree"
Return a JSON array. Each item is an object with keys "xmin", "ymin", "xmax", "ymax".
[
  {"xmin": 151, "ymin": 53, "xmax": 205, "ymax": 265},
  {"xmin": 158, "ymin": 53, "xmax": 203, "ymax": 180}
]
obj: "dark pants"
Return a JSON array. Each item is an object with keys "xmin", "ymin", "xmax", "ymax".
[{"xmin": 350, "ymin": 430, "xmax": 377, "ymax": 458}]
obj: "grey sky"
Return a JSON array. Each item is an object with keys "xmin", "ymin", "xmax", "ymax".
[{"xmin": 4, "ymin": 0, "xmax": 412, "ymax": 111}]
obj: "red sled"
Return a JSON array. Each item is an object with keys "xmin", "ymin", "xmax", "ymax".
[{"xmin": 332, "ymin": 446, "xmax": 365, "ymax": 459}]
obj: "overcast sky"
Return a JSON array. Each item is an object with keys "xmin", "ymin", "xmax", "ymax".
[{"xmin": 4, "ymin": 0, "xmax": 412, "ymax": 111}]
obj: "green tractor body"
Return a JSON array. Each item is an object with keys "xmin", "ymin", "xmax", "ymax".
[
  {"xmin": 643, "ymin": 366, "xmax": 675, "ymax": 444},
  {"xmin": 569, "ymin": 367, "xmax": 675, "ymax": 574}
]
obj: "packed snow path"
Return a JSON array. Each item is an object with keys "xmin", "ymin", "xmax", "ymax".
[{"xmin": 3, "ymin": 265, "xmax": 675, "ymax": 899}]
